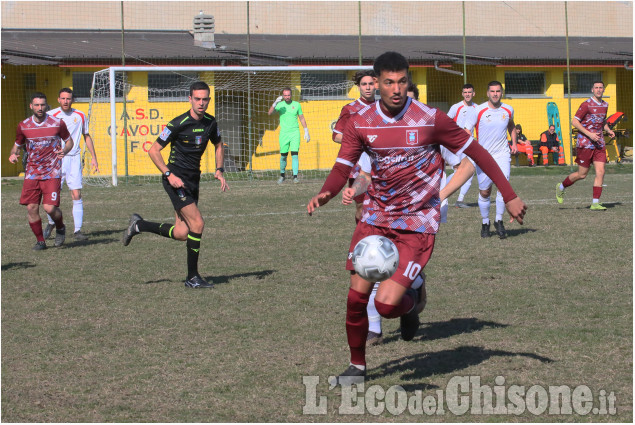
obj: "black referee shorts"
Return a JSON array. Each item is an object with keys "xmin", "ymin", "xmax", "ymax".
[{"xmin": 162, "ymin": 169, "xmax": 200, "ymax": 211}]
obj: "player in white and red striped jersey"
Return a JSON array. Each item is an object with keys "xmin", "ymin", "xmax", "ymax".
[
  {"xmin": 307, "ymin": 52, "xmax": 527, "ymax": 384},
  {"xmin": 555, "ymin": 81, "xmax": 615, "ymax": 210},
  {"xmin": 445, "ymin": 84, "xmax": 477, "ymax": 208},
  {"xmin": 45, "ymin": 88, "xmax": 99, "ymax": 241},
  {"xmin": 9, "ymin": 92, "xmax": 73, "ymax": 250},
  {"xmin": 464, "ymin": 81, "xmax": 518, "ymax": 239}
]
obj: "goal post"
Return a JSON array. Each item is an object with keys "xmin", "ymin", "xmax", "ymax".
[{"xmin": 86, "ymin": 65, "xmax": 371, "ymax": 186}]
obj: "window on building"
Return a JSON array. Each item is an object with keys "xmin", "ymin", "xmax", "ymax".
[
  {"xmin": 564, "ymin": 72, "xmax": 602, "ymax": 95},
  {"xmin": 300, "ymin": 72, "xmax": 349, "ymax": 100},
  {"xmin": 73, "ymin": 71, "xmax": 126, "ymax": 102},
  {"xmin": 148, "ymin": 72, "xmax": 199, "ymax": 101},
  {"xmin": 504, "ymin": 72, "xmax": 545, "ymax": 95}
]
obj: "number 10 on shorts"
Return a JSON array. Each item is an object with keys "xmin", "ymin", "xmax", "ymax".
[{"xmin": 403, "ymin": 261, "xmax": 422, "ymax": 280}]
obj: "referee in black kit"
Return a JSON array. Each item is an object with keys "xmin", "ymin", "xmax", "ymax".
[{"xmin": 123, "ymin": 81, "xmax": 229, "ymax": 288}]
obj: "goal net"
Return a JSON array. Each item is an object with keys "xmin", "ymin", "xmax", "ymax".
[{"xmin": 86, "ymin": 66, "xmax": 370, "ymax": 186}]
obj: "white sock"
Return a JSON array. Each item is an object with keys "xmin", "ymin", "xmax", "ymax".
[
  {"xmin": 592, "ymin": 198, "xmax": 599, "ymax": 204},
  {"xmin": 350, "ymin": 363, "xmax": 366, "ymax": 371},
  {"xmin": 478, "ymin": 194, "xmax": 490, "ymax": 223},
  {"xmin": 72, "ymin": 199, "xmax": 83, "ymax": 233},
  {"xmin": 495, "ymin": 191, "xmax": 505, "ymax": 222},
  {"xmin": 559, "ymin": 183, "xmax": 565, "ymax": 191},
  {"xmin": 367, "ymin": 283, "xmax": 381, "ymax": 334},
  {"xmin": 47, "ymin": 214, "xmax": 55, "ymax": 226}
]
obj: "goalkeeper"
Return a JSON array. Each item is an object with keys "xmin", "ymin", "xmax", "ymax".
[{"xmin": 268, "ymin": 88, "xmax": 310, "ymax": 184}]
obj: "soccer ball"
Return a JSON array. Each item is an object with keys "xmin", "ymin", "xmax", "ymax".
[{"xmin": 352, "ymin": 235, "xmax": 399, "ymax": 282}]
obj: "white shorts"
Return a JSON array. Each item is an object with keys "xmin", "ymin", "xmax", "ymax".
[
  {"xmin": 440, "ymin": 146, "xmax": 463, "ymax": 168},
  {"xmin": 476, "ymin": 153, "xmax": 510, "ymax": 191},
  {"xmin": 61, "ymin": 154, "xmax": 83, "ymax": 190}
]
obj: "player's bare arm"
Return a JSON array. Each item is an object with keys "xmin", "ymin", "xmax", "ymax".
[
  {"xmin": 572, "ymin": 118, "xmax": 601, "ymax": 143},
  {"xmin": 439, "ymin": 157, "xmax": 475, "ymax": 201},
  {"xmin": 604, "ymin": 122, "xmax": 616, "ymax": 139},
  {"xmin": 333, "ymin": 133, "xmax": 343, "ymax": 144},
  {"xmin": 299, "ymin": 115, "xmax": 310, "ymax": 142},
  {"xmin": 342, "ymin": 171, "xmax": 371, "ymax": 205},
  {"xmin": 148, "ymin": 141, "xmax": 184, "ymax": 189},
  {"xmin": 505, "ymin": 197, "xmax": 527, "ymax": 224},
  {"xmin": 55, "ymin": 137, "xmax": 74, "ymax": 158},
  {"xmin": 214, "ymin": 139, "xmax": 229, "ymax": 192},
  {"xmin": 307, "ymin": 192, "xmax": 332, "ymax": 215},
  {"xmin": 83, "ymin": 133, "xmax": 99, "ymax": 172},
  {"xmin": 508, "ymin": 118, "xmax": 518, "ymax": 154}
]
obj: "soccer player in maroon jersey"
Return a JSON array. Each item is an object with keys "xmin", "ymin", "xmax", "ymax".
[
  {"xmin": 556, "ymin": 81, "xmax": 615, "ymax": 210},
  {"xmin": 307, "ymin": 52, "xmax": 527, "ymax": 384},
  {"xmin": 9, "ymin": 92, "xmax": 73, "ymax": 250}
]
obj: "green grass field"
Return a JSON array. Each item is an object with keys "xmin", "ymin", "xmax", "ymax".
[{"xmin": 2, "ymin": 165, "xmax": 632, "ymax": 422}]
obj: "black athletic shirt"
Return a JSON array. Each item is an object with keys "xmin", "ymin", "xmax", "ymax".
[{"xmin": 156, "ymin": 110, "xmax": 221, "ymax": 171}]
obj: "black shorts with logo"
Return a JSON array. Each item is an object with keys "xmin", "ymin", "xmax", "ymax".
[{"xmin": 162, "ymin": 165, "xmax": 200, "ymax": 211}]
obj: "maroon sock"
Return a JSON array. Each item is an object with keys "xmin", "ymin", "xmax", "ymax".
[
  {"xmin": 593, "ymin": 186, "xmax": 602, "ymax": 200},
  {"xmin": 346, "ymin": 288, "xmax": 370, "ymax": 366},
  {"xmin": 53, "ymin": 213, "xmax": 65, "ymax": 230},
  {"xmin": 374, "ymin": 293, "xmax": 415, "ymax": 319},
  {"xmin": 562, "ymin": 177, "xmax": 574, "ymax": 188},
  {"xmin": 29, "ymin": 219, "xmax": 45, "ymax": 242}
]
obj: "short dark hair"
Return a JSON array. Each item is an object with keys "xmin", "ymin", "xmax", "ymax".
[
  {"xmin": 353, "ymin": 70, "xmax": 376, "ymax": 85},
  {"xmin": 549, "ymin": 124, "xmax": 555, "ymax": 129},
  {"xmin": 592, "ymin": 80, "xmax": 605, "ymax": 87},
  {"xmin": 373, "ymin": 51, "xmax": 409, "ymax": 76},
  {"xmin": 462, "ymin": 83, "xmax": 474, "ymax": 91},
  {"xmin": 30, "ymin": 92, "xmax": 47, "ymax": 102},
  {"xmin": 487, "ymin": 80, "xmax": 503, "ymax": 90},
  {"xmin": 407, "ymin": 80, "xmax": 419, "ymax": 100},
  {"xmin": 515, "ymin": 124, "xmax": 523, "ymax": 131},
  {"xmin": 59, "ymin": 87, "xmax": 73, "ymax": 96},
  {"xmin": 282, "ymin": 87, "xmax": 292, "ymax": 94},
  {"xmin": 189, "ymin": 81, "xmax": 210, "ymax": 96}
]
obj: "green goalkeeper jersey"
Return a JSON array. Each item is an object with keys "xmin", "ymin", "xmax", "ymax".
[{"xmin": 275, "ymin": 101, "xmax": 303, "ymax": 133}]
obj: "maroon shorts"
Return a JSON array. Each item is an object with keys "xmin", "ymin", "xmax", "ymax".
[
  {"xmin": 575, "ymin": 147, "xmax": 606, "ymax": 167},
  {"xmin": 20, "ymin": 178, "xmax": 62, "ymax": 206},
  {"xmin": 346, "ymin": 221, "xmax": 436, "ymax": 288}
]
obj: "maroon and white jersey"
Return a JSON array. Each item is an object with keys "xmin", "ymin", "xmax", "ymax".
[
  {"xmin": 15, "ymin": 115, "xmax": 71, "ymax": 180},
  {"xmin": 338, "ymin": 98, "xmax": 473, "ymax": 234},
  {"xmin": 574, "ymin": 98, "xmax": 609, "ymax": 149},
  {"xmin": 334, "ymin": 97, "xmax": 375, "ymax": 180}
]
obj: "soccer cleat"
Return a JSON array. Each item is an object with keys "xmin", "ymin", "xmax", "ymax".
[
  {"xmin": 590, "ymin": 202, "xmax": 607, "ymax": 211},
  {"xmin": 122, "ymin": 213, "xmax": 142, "ymax": 246},
  {"xmin": 328, "ymin": 365, "xmax": 366, "ymax": 387},
  {"xmin": 555, "ymin": 183, "xmax": 565, "ymax": 204},
  {"xmin": 481, "ymin": 222, "xmax": 491, "ymax": 238},
  {"xmin": 73, "ymin": 230, "xmax": 88, "ymax": 241},
  {"xmin": 494, "ymin": 220, "xmax": 507, "ymax": 239},
  {"xmin": 32, "ymin": 241, "xmax": 47, "ymax": 251},
  {"xmin": 184, "ymin": 275, "xmax": 214, "ymax": 289},
  {"xmin": 454, "ymin": 201, "xmax": 470, "ymax": 208},
  {"xmin": 366, "ymin": 331, "xmax": 383, "ymax": 346},
  {"xmin": 43, "ymin": 223, "xmax": 55, "ymax": 239},
  {"xmin": 293, "ymin": 177, "xmax": 299, "ymax": 184},
  {"xmin": 54, "ymin": 226, "xmax": 66, "ymax": 247},
  {"xmin": 277, "ymin": 177, "xmax": 285, "ymax": 184},
  {"xmin": 400, "ymin": 288, "xmax": 420, "ymax": 341}
]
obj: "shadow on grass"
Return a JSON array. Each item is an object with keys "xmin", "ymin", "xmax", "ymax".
[
  {"xmin": 204, "ymin": 269, "xmax": 276, "ymax": 285},
  {"xmin": 558, "ymin": 202, "xmax": 623, "ymax": 210},
  {"xmin": 1, "ymin": 261, "xmax": 37, "ymax": 271},
  {"xmin": 382, "ymin": 317, "xmax": 509, "ymax": 344},
  {"xmin": 506, "ymin": 227, "xmax": 538, "ymax": 237},
  {"xmin": 371, "ymin": 345, "xmax": 553, "ymax": 392}
]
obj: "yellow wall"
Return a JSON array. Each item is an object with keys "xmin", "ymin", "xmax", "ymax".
[{"xmin": 2, "ymin": 66, "xmax": 631, "ymax": 177}]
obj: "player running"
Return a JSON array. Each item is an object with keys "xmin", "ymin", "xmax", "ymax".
[
  {"xmin": 122, "ymin": 81, "xmax": 229, "ymax": 289},
  {"xmin": 464, "ymin": 81, "xmax": 518, "ymax": 239},
  {"xmin": 268, "ymin": 88, "xmax": 310, "ymax": 184},
  {"xmin": 9, "ymin": 92, "xmax": 73, "ymax": 250},
  {"xmin": 446, "ymin": 84, "xmax": 477, "ymax": 208},
  {"xmin": 43, "ymin": 88, "xmax": 99, "ymax": 241},
  {"xmin": 555, "ymin": 81, "xmax": 615, "ymax": 210},
  {"xmin": 307, "ymin": 52, "xmax": 527, "ymax": 384}
]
